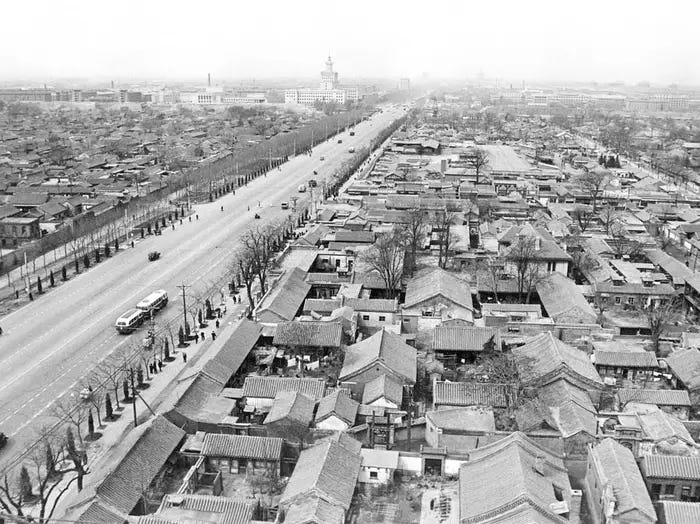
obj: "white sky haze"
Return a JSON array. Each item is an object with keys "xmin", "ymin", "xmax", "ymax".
[{"xmin": 1, "ymin": 0, "xmax": 698, "ymax": 85}]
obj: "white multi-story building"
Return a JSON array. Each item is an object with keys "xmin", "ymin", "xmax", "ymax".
[{"xmin": 285, "ymin": 55, "xmax": 359, "ymax": 106}]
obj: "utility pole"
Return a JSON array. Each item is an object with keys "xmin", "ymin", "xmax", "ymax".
[
  {"xmin": 130, "ymin": 367, "xmax": 138, "ymax": 427},
  {"xmin": 311, "ymin": 129, "xmax": 314, "ymax": 148},
  {"xmin": 177, "ymin": 283, "xmax": 190, "ymax": 333},
  {"xmin": 268, "ymin": 148, "xmax": 272, "ymax": 171}
]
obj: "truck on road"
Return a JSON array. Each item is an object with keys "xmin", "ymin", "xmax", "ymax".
[
  {"xmin": 298, "ymin": 184, "xmax": 307, "ymax": 193},
  {"xmin": 348, "ymin": 147, "xmax": 355, "ymax": 153}
]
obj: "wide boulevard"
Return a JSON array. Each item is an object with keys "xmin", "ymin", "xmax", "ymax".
[{"xmin": 0, "ymin": 105, "xmax": 407, "ymax": 470}]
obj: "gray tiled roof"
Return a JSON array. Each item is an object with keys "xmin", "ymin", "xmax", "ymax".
[
  {"xmin": 591, "ymin": 439, "xmax": 656, "ymax": 522},
  {"xmin": 242, "ymin": 376, "xmax": 326, "ymax": 400},
  {"xmin": 77, "ymin": 501, "xmax": 126, "ymax": 524},
  {"xmin": 432, "ymin": 326, "xmax": 501, "ymax": 352},
  {"xmin": 433, "ymin": 381, "xmax": 511, "ymax": 408},
  {"xmin": 536, "ymin": 272, "xmax": 597, "ymax": 324},
  {"xmin": 201, "ymin": 434, "xmax": 282, "ymax": 461},
  {"xmin": 594, "ymin": 350, "xmax": 658, "ymax": 368},
  {"xmin": 657, "ymin": 501, "xmax": 700, "ymax": 524},
  {"xmin": 97, "ymin": 417, "xmax": 185, "ymax": 513},
  {"xmin": 513, "ymin": 332, "xmax": 602, "ymax": 387},
  {"xmin": 256, "ymin": 267, "xmax": 311, "ymax": 322},
  {"xmin": 316, "ymin": 390, "xmax": 359, "ymax": 425},
  {"xmin": 284, "ymin": 495, "xmax": 345, "ymax": 524},
  {"xmin": 273, "ymin": 321, "xmax": 343, "ymax": 348},
  {"xmin": 202, "ymin": 319, "xmax": 262, "ymax": 384},
  {"xmin": 264, "ymin": 391, "xmax": 315, "ymax": 426},
  {"xmin": 642, "ymin": 454, "xmax": 700, "ymax": 480},
  {"xmin": 617, "ymin": 388, "xmax": 690, "ymax": 407},
  {"xmin": 158, "ymin": 494, "xmax": 254, "ymax": 524},
  {"xmin": 361, "ymin": 374, "xmax": 404, "ymax": 406},
  {"xmin": 344, "ymin": 297, "xmax": 398, "ymax": 313},
  {"xmin": 339, "ymin": 329, "xmax": 416, "ymax": 384},
  {"xmin": 665, "ymin": 348, "xmax": 700, "ymax": 391},
  {"xmin": 281, "ymin": 440, "xmax": 361, "ymax": 511},
  {"xmin": 404, "ymin": 268, "xmax": 473, "ymax": 311}
]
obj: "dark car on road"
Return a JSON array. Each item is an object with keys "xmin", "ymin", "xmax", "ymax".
[{"xmin": 0, "ymin": 432, "xmax": 7, "ymax": 450}]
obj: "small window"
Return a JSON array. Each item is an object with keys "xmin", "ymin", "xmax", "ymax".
[
  {"xmin": 681, "ymin": 485, "xmax": 692, "ymax": 501},
  {"xmin": 369, "ymin": 470, "xmax": 378, "ymax": 480},
  {"xmin": 627, "ymin": 297, "xmax": 635, "ymax": 305},
  {"xmin": 362, "ymin": 315, "xmax": 370, "ymax": 321},
  {"xmin": 665, "ymin": 484, "xmax": 675, "ymax": 496},
  {"xmin": 651, "ymin": 484, "xmax": 661, "ymax": 500},
  {"xmin": 614, "ymin": 297, "xmax": 621, "ymax": 305},
  {"xmin": 403, "ymin": 318, "xmax": 410, "ymax": 323},
  {"xmin": 378, "ymin": 315, "xmax": 386, "ymax": 321}
]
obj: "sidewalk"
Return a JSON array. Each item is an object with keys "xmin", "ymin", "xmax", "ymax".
[{"xmin": 52, "ymin": 293, "xmax": 250, "ymax": 519}]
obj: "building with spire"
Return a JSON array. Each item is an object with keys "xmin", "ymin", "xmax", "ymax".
[{"xmin": 285, "ymin": 55, "xmax": 359, "ymax": 106}]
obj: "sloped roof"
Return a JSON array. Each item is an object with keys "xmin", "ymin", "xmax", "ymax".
[
  {"xmin": 665, "ymin": 348, "xmax": 700, "ymax": 391},
  {"xmin": 273, "ymin": 321, "xmax": 343, "ymax": 348},
  {"xmin": 264, "ymin": 391, "xmax": 315, "ymax": 426},
  {"xmin": 316, "ymin": 390, "xmax": 358, "ymax": 426},
  {"xmin": 459, "ymin": 432, "xmax": 571, "ymax": 524},
  {"xmin": 97, "ymin": 417, "xmax": 185, "ymax": 513},
  {"xmin": 344, "ymin": 298, "xmax": 398, "ymax": 313},
  {"xmin": 590, "ymin": 439, "xmax": 656, "ymax": 522},
  {"xmin": 626, "ymin": 404, "xmax": 694, "ymax": 443},
  {"xmin": 283, "ymin": 495, "xmax": 345, "ymax": 524},
  {"xmin": 339, "ymin": 329, "xmax": 417, "ymax": 383},
  {"xmin": 433, "ymin": 381, "xmax": 510, "ymax": 408},
  {"xmin": 280, "ymin": 440, "xmax": 361, "ymax": 511},
  {"xmin": 77, "ymin": 501, "xmax": 126, "ymax": 524},
  {"xmin": 403, "ymin": 267, "xmax": 473, "ymax": 311},
  {"xmin": 156, "ymin": 494, "xmax": 254, "ymax": 524},
  {"xmin": 201, "ymin": 433, "xmax": 282, "ymax": 460},
  {"xmin": 256, "ymin": 267, "xmax": 311, "ymax": 322},
  {"xmin": 536, "ymin": 273, "xmax": 597, "ymax": 324},
  {"xmin": 513, "ymin": 332, "xmax": 602, "ymax": 387},
  {"xmin": 594, "ymin": 350, "xmax": 658, "ymax": 368},
  {"xmin": 642, "ymin": 454, "xmax": 700, "ymax": 480},
  {"xmin": 242, "ymin": 376, "xmax": 326, "ymax": 401},
  {"xmin": 361, "ymin": 373, "xmax": 404, "ymax": 406},
  {"xmin": 202, "ymin": 319, "xmax": 261, "ymax": 384},
  {"xmin": 432, "ymin": 326, "xmax": 500, "ymax": 352},
  {"xmin": 657, "ymin": 501, "xmax": 700, "ymax": 524},
  {"xmin": 644, "ymin": 248, "xmax": 694, "ymax": 286},
  {"xmin": 617, "ymin": 388, "xmax": 690, "ymax": 407},
  {"xmin": 171, "ymin": 372, "xmax": 224, "ymax": 420}
]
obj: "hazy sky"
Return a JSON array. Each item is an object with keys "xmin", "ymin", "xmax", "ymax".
[{"xmin": 1, "ymin": 0, "xmax": 698, "ymax": 85}]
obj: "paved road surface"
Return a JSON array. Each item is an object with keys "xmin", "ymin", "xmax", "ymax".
[{"xmin": 0, "ymin": 105, "xmax": 406, "ymax": 470}]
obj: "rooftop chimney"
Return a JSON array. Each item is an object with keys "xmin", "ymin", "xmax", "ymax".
[{"xmin": 208, "ymin": 73, "xmax": 211, "ymax": 87}]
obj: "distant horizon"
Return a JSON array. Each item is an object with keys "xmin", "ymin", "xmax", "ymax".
[{"xmin": 2, "ymin": 0, "xmax": 699, "ymax": 86}]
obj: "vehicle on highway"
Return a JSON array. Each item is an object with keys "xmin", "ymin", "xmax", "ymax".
[
  {"xmin": 337, "ymin": 139, "xmax": 342, "ymax": 144},
  {"xmin": 0, "ymin": 432, "xmax": 7, "ymax": 450},
  {"xmin": 313, "ymin": 170, "xmax": 318, "ymax": 175},
  {"xmin": 136, "ymin": 289, "xmax": 169, "ymax": 316},
  {"xmin": 308, "ymin": 179, "xmax": 317, "ymax": 188},
  {"xmin": 348, "ymin": 147, "xmax": 355, "ymax": 153},
  {"xmin": 148, "ymin": 251, "xmax": 161, "ymax": 261},
  {"xmin": 115, "ymin": 308, "xmax": 146, "ymax": 334},
  {"xmin": 281, "ymin": 202, "xmax": 289, "ymax": 210},
  {"xmin": 254, "ymin": 213, "xmax": 261, "ymax": 219},
  {"xmin": 320, "ymin": 156, "xmax": 325, "ymax": 161},
  {"xmin": 350, "ymin": 131, "xmax": 355, "ymax": 136},
  {"xmin": 298, "ymin": 184, "xmax": 306, "ymax": 193}
]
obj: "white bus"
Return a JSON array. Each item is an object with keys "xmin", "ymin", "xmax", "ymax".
[
  {"xmin": 115, "ymin": 308, "xmax": 145, "ymax": 334},
  {"xmin": 136, "ymin": 289, "xmax": 169, "ymax": 315}
]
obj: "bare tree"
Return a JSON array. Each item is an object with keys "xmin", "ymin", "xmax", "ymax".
[
  {"xmin": 361, "ymin": 230, "xmax": 406, "ymax": 299},
  {"xmin": 565, "ymin": 232, "xmax": 597, "ymax": 284},
  {"xmin": 640, "ymin": 297, "xmax": 683, "ymax": 356},
  {"xmin": 434, "ymin": 209, "xmax": 457, "ymax": 269},
  {"xmin": 402, "ymin": 208, "xmax": 428, "ymax": 277},
  {"xmin": 97, "ymin": 360, "xmax": 122, "ymax": 411},
  {"xmin": 571, "ymin": 205, "xmax": 594, "ymax": 233},
  {"xmin": 505, "ymin": 235, "xmax": 542, "ymax": 303},
  {"xmin": 485, "ymin": 256, "xmax": 505, "ymax": 304},
  {"xmin": 235, "ymin": 250, "xmax": 257, "ymax": 313},
  {"xmin": 577, "ymin": 169, "xmax": 608, "ymax": 214},
  {"xmin": 241, "ymin": 224, "xmax": 280, "ymax": 295},
  {"xmin": 599, "ymin": 205, "xmax": 620, "ymax": 235},
  {"xmin": 469, "ymin": 147, "xmax": 490, "ymax": 184}
]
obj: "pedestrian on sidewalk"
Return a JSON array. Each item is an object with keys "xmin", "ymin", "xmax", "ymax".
[
  {"xmin": 196, "ymin": 214, "xmax": 199, "ymax": 220},
  {"xmin": 189, "ymin": 216, "xmax": 192, "ymax": 222},
  {"xmin": 131, "ymin": 240, "xmax": 135, "ymax": 248},
  {"xmin": 211, "ymin": 331, "xmax": 216, "ymax": 341},
  {"xmin": 171, "ymin": 223, "xmax": 175, "ymax": 230},
  {"xmin": 180, "ymin": 219, "xmax": 183, "ymax": 225},
  {"xmin": 158, "ymin": 360, "xmax": 163, "ymax": 372},
  {"xmin": 182, "ymin": 352, "xmax": 187, "ymax": 363},
  {"xmin": 215, "ymin": 319, "xmax": 220, "ymax": 329},
  {"xmin": 200, "ymin": 332, "xmax": 205, "ymax": 342},
  {"xmin": 220, "ymin": 206, "xmax": 224, "ymax": 212},
  {"xmin": 247, "ymin": 205, "xmax": 250, "ymax": 211}
]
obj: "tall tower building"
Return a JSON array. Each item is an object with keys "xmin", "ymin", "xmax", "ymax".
[{"xmin": 320, "ymin": 55, "xmax": 338, "ymax": 90}]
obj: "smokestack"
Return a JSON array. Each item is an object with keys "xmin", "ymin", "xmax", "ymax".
[{"xmin": 208, "ymin": 73, "xmax": 211, "ymax": 87}]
